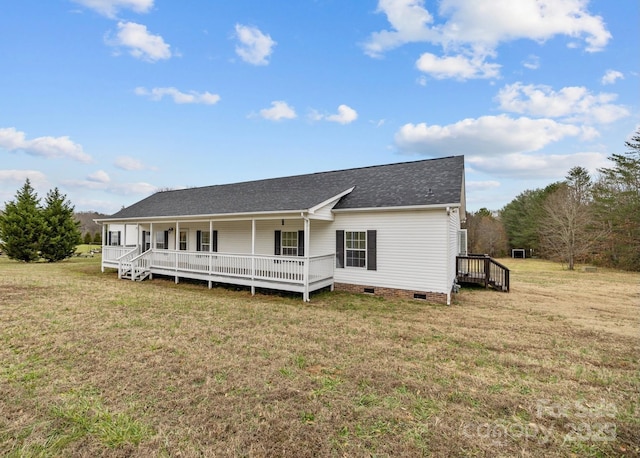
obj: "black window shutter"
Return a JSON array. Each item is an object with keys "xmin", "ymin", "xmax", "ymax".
[
  {"xmin": 274, "ymin": 230, "xmax": 281, "ymax": 255},
  {"xmin": 298, "ymin": 230, "xmax": 305, "ymax": 256},
  {"xmin": 367, "ymin": 230, "xmax": 377, "ymax": 271},
  {"xmin": 117, "ymin": 231, "xmax": 122, "ymax": 245},
  {"xmin": 212, "ymin": 230, "xmax": 218, "ymax": 252},
  {"xmin": 142, "ymin": 231, "xmax": 146, "ymax": 251},
  {"xmin": 164, "ymin": 231, "xmax": 169, "ymax": 250},
  {"xmin": 107, "ymin": 231, "xmax": 112, "ymax": 246},
  {"xmin": 196, "ymin": 230, "xmax": 201, "ymax": 251},
  {"xmin": 336, "ymin": 230, "xmax": 344, "ymax": 268}
]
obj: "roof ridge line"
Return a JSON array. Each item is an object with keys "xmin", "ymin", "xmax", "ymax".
[{"xmin": 156, "ymin": 155, "xmax": 461, "ymax": 194}]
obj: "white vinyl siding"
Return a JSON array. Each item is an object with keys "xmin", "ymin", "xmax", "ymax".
[
  {"xmin": 106, "ymin": 224, "xmax": 138, "ymax": 246},
  {"xmin": 215, "ymin": 221, "xmax": 252, "ymax": 253},
  {"xmin": 448, "ymin": 208, "xmax": 462, "ymax": 288},
  {"xmin": 333, "ymin": 209, "xmax": 450, "ymax": 294}
]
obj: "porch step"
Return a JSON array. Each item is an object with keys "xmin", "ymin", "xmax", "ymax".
[{"xmin": 120, "ymin": 268, "xmax": 150, "ymax": 281}]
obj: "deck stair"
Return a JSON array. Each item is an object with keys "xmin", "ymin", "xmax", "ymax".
[
  {"xmin": 118, "ymin": 251, "xmax": 152, "ymax": 281},
  {"xmin": 456, "ymin": 254, "xmax": 510, "ymax": 292}
]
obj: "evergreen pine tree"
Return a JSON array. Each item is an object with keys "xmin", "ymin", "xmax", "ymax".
[
  {"xmin": 40, "ymin": 188, "xmax": 82, "ymax": 262},
  {"xmin": 592, "ymin": 129, "xmax": 640, "ymax": 270},
  {"xmin": 0, "ymin": 179, "xmax": 43, "ymax": 262}
]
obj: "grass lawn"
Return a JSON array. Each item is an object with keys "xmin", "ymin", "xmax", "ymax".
[{"xmin": 0, "ymin": 255, "xmax": 638, "ymax": 457}]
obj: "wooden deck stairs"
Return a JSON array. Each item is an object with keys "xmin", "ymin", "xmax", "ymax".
[
  {"xmin": 456, "ymin": 254, "xmax": 510, "ymax": 292},
  {"xmin": 118, "ymin": 261, "xmax": 151, "ymax": 282}
]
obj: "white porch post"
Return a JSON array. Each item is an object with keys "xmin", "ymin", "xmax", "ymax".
[
  {"xmin": 101, "ymin": 223, "xmax": 107, "ymax": 272},
  {"xmin": 303, "ymin": 216, "xmax": 310, "ymax": 302},
  {"xmin": 251, "ymin": 219, "xmax": 256, "ymax": 296},
  {"xmin": 208, "ymin": 220, "xmax": 213, "ymax": 289},
  {"xmin": 175, "ymin": 221, "xmax": 179, "ymax": 284},
  {"xmin": 149, "ymin": 222, "xmax": 154, "ymax": 280}
]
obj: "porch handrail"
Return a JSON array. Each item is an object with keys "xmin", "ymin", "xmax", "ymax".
[
  {"xmin": 103, "ymin": 245, "xmax": 137, "ymax": 262},
  {"xmin": 113, "ymin": 246, "xmax": 140, "ymax": 279},
  {"xmin": 130, "ymin": 249, "xmax": 335, "ymax": 285},
  {"xmin": 127, "ymin": 249, "xmax": 154, "ymax": 281},
  {"xmin": 456, "ymin": 254, "xmax": 510, "ymax": 292}
]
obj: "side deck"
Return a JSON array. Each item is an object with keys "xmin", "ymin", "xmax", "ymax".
[
  {"xmin": 102, "ymin": 246, "xmax": 335, "ymax": 301},
  {"xmin": 456, "ymin": 255, "xmax": 510, "ymax": 292}
]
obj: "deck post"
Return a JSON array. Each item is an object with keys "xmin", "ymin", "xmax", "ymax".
[
  {"xmin": 209, "ymin": 220, "xmax": 213, "ymax": 289},
  {"xmin": 251, "ymin": 219, "xmax": 256, "ymax": 296},
  {"xmin": 484, "ymin": 256, "xmax": 490, "ymax": 288},
  {"xmin": 101, "ymin": 223, "xmax": 107, "ymax": 272},
  {"xmin": 175, "ymin": 221, "xmax": 180, "ymax": 284},
  {"xmin": 303, "ymin": 216, "xmax": 310, "ymax": 302}
]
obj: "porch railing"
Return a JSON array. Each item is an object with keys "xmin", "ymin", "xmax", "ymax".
[
  {"xmin": 106, "ymin": 248, "xmax": 335, "ymax": 287},
  {"xmin": 102, "ymin": 245, "xmax": 138, "ymax": 263},
  {"xmin": 456, "ymin": 254, "xmax": 510, "ymax": 292}
]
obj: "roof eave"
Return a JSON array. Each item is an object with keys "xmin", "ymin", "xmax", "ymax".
[
  {"xmin": 95, "ymin": 208, "xmax": 319, "ymax": 224},
  {"xmin": 332, "ymin": 203, "xmax": 462, "ymax": 213}
]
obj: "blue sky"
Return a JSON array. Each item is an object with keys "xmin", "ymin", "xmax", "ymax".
[{"xmin": 1, "ymin": 0, "xmax": 638, "ymax": 214}]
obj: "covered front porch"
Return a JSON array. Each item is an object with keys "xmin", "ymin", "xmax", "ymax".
[{"xmin": 99, "ymin": 210, "xmax": 337, "ymax": 301}]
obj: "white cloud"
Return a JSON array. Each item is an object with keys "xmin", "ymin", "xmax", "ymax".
[
  {"xmin": 0, "ymin": 127, "xmax": 92, "ymax": 163},
  {"xmin": 416, "ymin": 52, "xmax": 500, "ymax": 80},
  {"xmin": 0, "ymin": 170, "xmax": 48, "ymax": 187},
  {"xmin": 234, "ymin": 24, "xmax": 276, "ymax": 65},
  {"xmin": 437, "ymin": 0, "xmax": 611, "ymax": 52},
  {"xmin": 496, "ymin": 82, "xmax": 630, "ymax": 124},
  {"xmin": 394, "ymin": 115, "xmax": 593, "ymax": 156},
  {"xmin": 327, "ymin": 105, "xmax": 358, "ymax": 124},
  {"xmin": 88, "ymin": 170, "xmax": 111, "ymax": 183},
  {"xmin": 64, "ymin": 175, "xmax": 157, "ymax": 196},
  {"xmin": 522, "ymin": 54, "xmax": 540, "ymax": 70},
  {"xmin": 114, "ymin": 155, "xmax": 156, "ymax": 171},
  {"xmin": 71, "ymin": 0, "xmax": 153, "ymax": 18},
  {"xmin": 364, "ymin": 0, "xmax": 611, "ymax": 78},
  {"xmin": 107, "ymin": 181, "xmax": 157, "ymax": 195},
  {"xmin": 466, "ymin": 180, "xmax": 501, "ymax": 191},
  {"xmin": 601, "ymin": 69, "xmax": 624, "ymax": 85},
  {"xmin": 363, "ymin": 0, "xmax": 437, "ymax": 58},
  {"xmin": 468, "ymin": 152, "xmax": 609, "ymax": 178},
  {"xmin": 107, "ymin": 21, "xmax": 172, "ymax": 62},
  {"xmin": 311, "ymin": 105, "xmax": 359, "ymax": 124},
  {"xmin": 135, "ymin": 87, "xmax": 220, "ymax": 105},
  {"xmin": 258, "ymin": 101, "xmax": 297, "ymax": 121}
]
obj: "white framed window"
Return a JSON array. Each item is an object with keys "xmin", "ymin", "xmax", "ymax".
[
  {"xmin": 200, "ymin": 231, "xmax": 210, "ymax": 252},
  {"xmin": 179, "ymin": 230, "xmax": 188, "ymax": 251},
  {"xmin": 143, "ymin": 231, "xmax": 151, "ymax": 251},
  {"xmin": 458, "ymin": 229, "xmax": 468, "ymax": 256},
  {"xmin": 156, "ymin": 231, "xmax": 166, "ymax": 249},
  {"xmin": 346, "ymin": 231, "xmax": 366, "ymax": 268},
  {"xmin": 281, "ymin": 231, "xmax": 298, "ymax": 256},
  {"xmin": 108, "ymin": 230, "xmax": 121, "ymax": 246}
]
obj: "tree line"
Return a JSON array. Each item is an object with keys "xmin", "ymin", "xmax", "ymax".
[
  {"xmin": 465, "ymin": 129, "xmax": 640, "ymax": 271},
  {"xmin": 0, "ymin": 180, "xmax": 82, "ymax": 262}
]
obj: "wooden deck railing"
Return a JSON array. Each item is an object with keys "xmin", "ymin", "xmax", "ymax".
[
  {"xmin": 456, "ymin": 254, "xmax": 510, "ymax": 292},
  {"xmin": 104, "ymin": 248, "xmax": 335, "ymax": 298}
]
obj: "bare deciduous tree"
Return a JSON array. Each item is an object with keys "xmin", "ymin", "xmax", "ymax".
[{"xmin": 539, "ymin": 167, "xmax": 607, "ymax": 270}]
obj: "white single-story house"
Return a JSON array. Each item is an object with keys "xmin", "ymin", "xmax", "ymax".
[{"xmin": 96, "ymin": 155, "xmax": 468, "ymax": 304}]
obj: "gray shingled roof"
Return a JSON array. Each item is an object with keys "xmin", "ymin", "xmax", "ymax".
[{"xmin": 106, "ymin": 156, "xmax": 464, "ymax": 219}]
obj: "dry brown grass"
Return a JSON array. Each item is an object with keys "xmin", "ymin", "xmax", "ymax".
[{"xmin": 0, "ymin": 255, "xmax": 638, "ymax": 457}]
